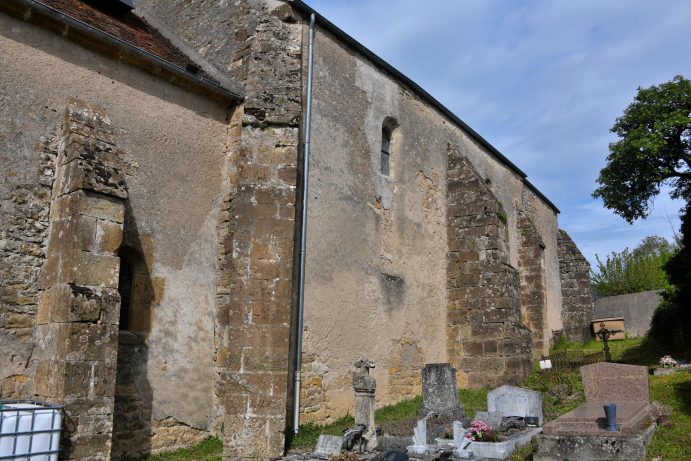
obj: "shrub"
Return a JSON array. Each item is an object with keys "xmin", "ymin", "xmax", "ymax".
[{"xmin": 590, "ymin": 235, "xmax": 676, "ymax": 297}]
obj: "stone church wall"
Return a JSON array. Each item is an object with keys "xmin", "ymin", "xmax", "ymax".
[
  {"xmin": 297, "ymin": 15, "xmax": 559, "ymax": 422},
  {"xmin": 0, "ymin": 11, "xmax": 228, "ymax": 459},
  {"xmin": 0, "ymin": 1, "xmax": 584, "ymax": 459}
]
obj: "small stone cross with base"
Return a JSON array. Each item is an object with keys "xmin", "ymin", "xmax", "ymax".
[{"xmin": 353, "ymin": 359, "xmax": 377, "ymax": 451}]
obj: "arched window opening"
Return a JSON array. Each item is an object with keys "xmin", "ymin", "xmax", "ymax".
[
  {"xmin": 118, "ymin": 257, "xmax": 133, "ymax": 330},
  {"xmin": 381, "ymin": 128, "xmax": 391, "ymax": 176}
]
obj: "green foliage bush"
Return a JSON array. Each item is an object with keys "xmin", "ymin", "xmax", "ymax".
[
  {"xmin": 651, "ymin": 205, "xmax": 691, "ymax": 351},
  {"xmin": 590, "ymin": 235, "xmax": 676, "ymax": 297}
]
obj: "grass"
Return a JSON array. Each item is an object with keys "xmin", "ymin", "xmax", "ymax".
[
  {"xmin": 646, "ymin": 370, "xmax": 691, "ymax": 459},
  {"xmin": 139, "ymin": 436, "xmax": 222, "ymax": 461},
  {"xmin": 145, "ymin": 335, "xmax": 690, "ymax": 460}
]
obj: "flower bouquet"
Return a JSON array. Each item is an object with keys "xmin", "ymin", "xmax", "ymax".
[
  {"xmin": 466, "ymin": 420, "xmax": 494, "ymax": 442},
  {"xmin": 660, "ymin": 355, "xmax": 677, "ymax": 368}
]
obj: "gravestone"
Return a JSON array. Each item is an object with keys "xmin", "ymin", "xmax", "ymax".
[
  {"xmin": 453, "ymin": 420, "xmax": 471, "ymax": 449},
  {"xmin": 313, "ymin": 435, "xmax": 344, "ymax": 460},
  {"xmin": 412, "ymin": 418, "xmax": 426, "ymax": 446},
  {"xmin": 353, "ymin": 359, "xmax": 378, "ymax": 450},
  {"xmin": 420, "ymin": 363, "xmax": 465, "ymax": 418},
  {"xmin": 473, "ymin": 411, "xmax": 502, "ymax": 432},
  {"xmin": 535, "ymin": 363, "xmax": 655, "ymax": 461},
  {"xmin": 406, "ymin": 417, "xmax": 430, "ymax": 457},
  {"xmin": 487, "ymin": 385, "xmax": 543, "ymax": 426},
  {"xmin": 580, "ymin": 362, "xmax": 649, "ymax": 403}
]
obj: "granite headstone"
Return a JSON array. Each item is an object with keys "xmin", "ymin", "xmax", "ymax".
[
  {"xmin": 473, "ymin": 411, "xmax": 502, "ymax": 431},
  {"xmin": 487, "ymin": 385, "xmax": 544, "ymax": 426},
  {"xmin": 542, "ymin": 362, "xmax": 653, "ymax": 437},
  {"xmin": 420, "ymin": 363, "xmax": 465, "ymax": 418},
  {"xmin": 580, "ymin": 362, "xmax": 649, "ymax": 403}
]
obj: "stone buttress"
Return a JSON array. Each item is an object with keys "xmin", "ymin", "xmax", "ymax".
[
  {"xmin": 557, "ymin": 230, "xmax": 594, "ymax": 334},
  {"xmin": 518, "ymin": 210, "xmax": 549, "ymax": 356},
  {"xmin": 34, "ymin": 97, "xmax": 127, "ymax": 460},
  {"xmin": 445, "ymin": 143, "xmax": 532, "ymax": 388}
]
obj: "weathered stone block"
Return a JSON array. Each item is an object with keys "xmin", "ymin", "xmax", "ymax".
[
  {"xmin": 252, "ymin": 300, "xmax": 290, "ymax": 325},
  {"xmin": 249, "ymin": 395, "xmax": 285, "ymax": 417},
  {"xmin": 243, "ymin": 347, "xmax": 289, "ymax": 373},
  {"xmin": 95, "ymin": 219, "xmax": 124, "ymax": 255},
  {"xmin": 217, "ymin": 347, "xmax": 242, "ymax": 371},
  {"xmin": 47, "ymin": 214, "xmax": 97, "ymax": 256},
  {"xmin": 249, "ymin": 259, "xmax": 281, "ymax": 279},
  {"xmin": 53, "ymin": 160, "xmax": 127, "ymax": 199},
  {"xmin": 64, "ymin": 252, "xmax": 120, "ymax": 288},
  {"xmin": 64, "ymin": 432, "xmax": 113, "ymax": 459}
]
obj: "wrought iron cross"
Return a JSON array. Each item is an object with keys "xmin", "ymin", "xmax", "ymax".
[{"xmin": 593, "ymin": 322, "xmax": 623, "ymax": 362}]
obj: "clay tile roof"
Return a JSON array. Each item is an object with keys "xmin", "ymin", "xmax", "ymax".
[{"xmin": 33, "ymin": 0, "xmax": 215, "ymax": 82}]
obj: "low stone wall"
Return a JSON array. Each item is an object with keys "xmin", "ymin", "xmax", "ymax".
[{"xmin": 593, "ymin": 290, "xmax": 661, "ymax": 338}]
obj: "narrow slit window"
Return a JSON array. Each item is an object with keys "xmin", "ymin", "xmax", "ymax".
[{"xmin": 381, "ymin": 128, "xmax": 391, "ymax": 176}]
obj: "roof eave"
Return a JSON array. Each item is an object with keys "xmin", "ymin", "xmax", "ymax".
[
  {"xmin": 1, "ymin": 0, "xmax": 242, "ymax": 104},
  {"xmin": 289, "ymin": 0, "xmax": 562, "ymax": 215}
]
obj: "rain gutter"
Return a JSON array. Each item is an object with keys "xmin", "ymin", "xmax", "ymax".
[{"xmin": 293, "ymin": 11, "xmax": 316, "ymax": 434}]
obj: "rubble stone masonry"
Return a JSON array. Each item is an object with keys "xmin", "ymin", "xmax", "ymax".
[
  {"xmin": 446, "ymin": 143, "xmax": 533, "ymax": 389},
  {"xmin": 208, "ymin": 3, "xmax": 302, "ymax": 459},
  {"xmin": 558, "ymin": 229, "xmax": 594, "ymax": 331},
  {"xmin": 33, "ymin": 97, "xmax": 127, "ymax": 460},
  {"xmin": 518, "ymin": 211, "xmax": 549, "ymax": 356},
  {"xmin": 0, "ymin": 111, "xmax": 56, "ymax": 400}
]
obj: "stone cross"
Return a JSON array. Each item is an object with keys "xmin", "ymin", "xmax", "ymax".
[{"xmin": 353, "ymin": 359, "xmax": 377, "ymax": 450}]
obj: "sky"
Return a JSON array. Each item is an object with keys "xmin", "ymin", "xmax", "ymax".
[{"xmin": 303, "ymin": 0, "xmax": 691, "ymax": 268}]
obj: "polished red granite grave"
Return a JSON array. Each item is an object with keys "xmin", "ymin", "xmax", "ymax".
[
  {"xmin": 543, "ymin": 401, "xmax": 652, "ymax": 436},
  {"xmin": 534, "ymin": 363, "xmax": 655, "ymax": 460},
  {"xmin": 580, "ymin": 362, "xmax": 650, "ymax": 403}
]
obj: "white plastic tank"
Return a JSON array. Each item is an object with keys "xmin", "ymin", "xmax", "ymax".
[{"xmin": 0, "ymin": 403, "xmax": 62, "ymax": 461}]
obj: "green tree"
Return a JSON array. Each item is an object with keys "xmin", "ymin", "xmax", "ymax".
[
  {"xmin": 593, "ymin": 75, "xmax": 691, "ymax": 222},
  {"xmin": 590, "ymin": 235, "xmax": 676, "ymax": 297},
  {"xmin": 650, "ymin": 207, "xmax": 691, "ymax": 350}
]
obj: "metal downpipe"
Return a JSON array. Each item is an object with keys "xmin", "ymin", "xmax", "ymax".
[{"xmin": 294, "ymin": 11, "xmax": 315, "ymax": 435}]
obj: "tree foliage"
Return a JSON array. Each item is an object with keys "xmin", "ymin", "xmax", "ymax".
[
  {"xmin": 593, "ymin": 75, "xmax": 691, "ymax": 223},
  {"xmin": 650, "ymin": 207, "xmax": 691, "ymax": 350},
  {"xmin": 590, "ymin": 235, "xmax": 676, "ymax": 297}
]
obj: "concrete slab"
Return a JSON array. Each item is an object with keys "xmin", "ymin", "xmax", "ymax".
[
  {"xmin": 467, "ymin": 427, "xmax": 542, "ymax": 460},
  {"xmin": 532, "ymin": 423, "xmax": 655, "ymax": 461},
  {"xmin": 543, "ymin": 401, "xmax": 652, "ymax": 437}
]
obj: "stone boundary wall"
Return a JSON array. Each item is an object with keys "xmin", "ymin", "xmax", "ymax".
[
  {"xmin": 557, "ymin": 229, "xmax": 593, "ymax": 330},
  {"xmin": 446, "ymin": 143, "xmax": 532, "ymax": 389},
  {"xmin": 518, "ymin": 210, "xmax": 548, "ymax": 356},
  {"xmin": 593, "ymin": 290, "xmax": 661, "ymax": 338}
]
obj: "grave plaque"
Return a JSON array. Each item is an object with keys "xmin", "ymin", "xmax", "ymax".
[
  {"xmin": 487, "ymin": 385, "xmax": 543, "ymax": 426},
  {"xmin": 580, "ymin": 362, "xmax": 649, "ymax": 403},
  {"xmin": 496, "ymin": 396, "xmax": 528, "ymax": 418},
  {"xmin": 313, "ymin": 435, "xmax": 344, "ymax": 460}
]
